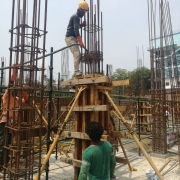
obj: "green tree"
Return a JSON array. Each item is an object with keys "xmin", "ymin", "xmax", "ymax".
[
  {"xmin": 129, "ymin": 67, "xmax": 151, "ymax": 96},
  {"xmin": 111, "ymin": 68, "xmax": 129, "ymax": 80},
  {"xmin": 42, "ymin": 74, "xmax": 57, "ymax": 90},
  {"xmin": 24, "ymin": 74, "xmax": 57, "ymax": 90},
  {"xmin": 111, "ymin": 68, "xmax": 129, "ymax": 95}
]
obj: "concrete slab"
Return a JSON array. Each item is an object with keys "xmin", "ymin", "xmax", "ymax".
[
  {"xmin": 150, "ymin": 153, "xmax": 169, "ymax": 159},
  {"xmin": 1, "ymin": 142, "xmax": 179, "ymax": 180},
  {"xmin": 35, "ymin": 150, "xmax": 180, "ymax": 180}
]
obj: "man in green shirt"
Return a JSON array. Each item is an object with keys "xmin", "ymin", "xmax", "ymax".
[{"xmin": 78, "ymin": 121, "xmax": 116, "ymax": 180}]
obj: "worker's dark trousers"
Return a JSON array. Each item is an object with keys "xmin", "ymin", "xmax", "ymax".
[
  {"xmin": 0, "ymin": 123, "xmax": 5, "ymax": 166},
  {"xmin": 0, "ymin": 123, "xmax": 11, "ymax": 166}
]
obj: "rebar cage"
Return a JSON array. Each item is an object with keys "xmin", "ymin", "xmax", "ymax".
[
  {"xmin": 2, "ymin": 0, "xmax": 48, "ymax": 179},
  {"xmin": 80, "ymin": 0, "xmax": 103, "ymax": 75}
]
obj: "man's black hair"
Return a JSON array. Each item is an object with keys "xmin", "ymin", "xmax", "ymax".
[{"xmin": 86, "ymin": 121, "xmax": 104, "ymax": 141}]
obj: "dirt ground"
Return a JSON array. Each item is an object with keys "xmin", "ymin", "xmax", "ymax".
[
  {"xmin": 37, "ymin": 153, "xmax": 179, "ymax": 180},
  {"xmin": 38, "ymin": 139, "xmax": 180, "ymax": 180},
  {"xmin": 1, "ymin": 139, "xmax": 179, "ymax": 180}
]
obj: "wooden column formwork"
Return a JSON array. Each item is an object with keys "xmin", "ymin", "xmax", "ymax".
[
  {"xmin": 73, "ymin": 75, "xmax": 111, "ymax": 179},
  {"xmin": 34, "ymin": 75, "xmax": 164, "ymax": 180},
  {"xmin": 32, "ymin": 74, "xmax": 166, "ymax": 180},
  {"xmin": 58, "ymin": 76, "xmax": 137, "ymax": 179}
]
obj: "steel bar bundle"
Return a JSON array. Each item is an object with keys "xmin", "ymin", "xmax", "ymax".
[
  {"xmin": 148, "ymin": 0, "xmax": 167, "ymax": 154},
  {"xmin": 0, "ymin": 57, "xmax": 5, "ymax": 87},
  {"xmin": 80, "ymin": 0, "xmax": 103, "ymax": 74},
  {"xmin": 2, "ymin": 0, "xmax": 47, "ymax": 179},
  {"xmin": 148, "ymin": 0, "xmax": 180, "ymax": 154},
  {"xmin": 160, "ymin": 1, "xmax": 180, "ymax": 132}
]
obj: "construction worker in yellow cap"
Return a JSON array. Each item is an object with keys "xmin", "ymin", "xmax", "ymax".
[{"xmin": 65, "ymin": 0, "xmax": 89, "ymax": 77}]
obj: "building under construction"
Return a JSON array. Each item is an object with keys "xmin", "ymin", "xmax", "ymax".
[{"xmin": 0, "ymin": 0, "xmax": 179, "ymax": 180}]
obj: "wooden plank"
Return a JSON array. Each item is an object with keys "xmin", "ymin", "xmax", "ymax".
[
  {"xmin": 74, "ymin": 74, "xmax": 103, "ymax": 79},
  {"xmin": 96, "ymin": 85, "xmax": 112, "ymax": 91},
  {"xmin": 111, "ymin": 131, "xmax": 126, "ymax": 138},
  {"xmin": 94, "ymin": 86, "xmax": 99, "ymax": 122},
  {"xmin": 141, "ymin": 106, "xmax": 151, "ymax": 108},
  {"xmin": 115, "ymin": 156, "xmax": 128, "ymax": 164},
  {"xmin": 61, "ymin": 76, "xmax": 110, "ymax": 86},
  {"xmin": 159, "ymin": 159, "xmax": 171, "ymax": 172},
  {"xmin": 101, "ymin": 91, "xmax": 105, "ymax": 128},
  {"xmin": 60, "ymin": 156, "xmax": 128, "ymax": 167},
  {"xmin": 112, "ymin": 80, "xmax": 130, "ymax": 86},
  {"xmin": 61, "ymin": 105, "xmax": 109, "ymax": 112},
  {"xmin": 83, "ymin": 73, "xmax": 102, "ymax": 78},
  {"xmin": 90, "ymin": 85, "xmax": 95, "ymax": 120},
  {"xmin": 116, "ymin": 105, "xmax": 127, "ymax": 111},
  {"xmin": 139, "ymin": 114, "xmax": 152, "ymax": 116},
  {"xmin": 82, "ymin": 89, "xmax": 87, "ymax": 152},
  {"xmin": 73, "ymin": 159, "xmax": 82, "ymax": 168},
  {"xmin": 83, "ymin": 74, "xmax": 92, "ymax": 78},
  {"xmin": 62, "ymin": 131, "xmax": 108, "ymax": 141},
  {"xmin": 74, "ymin": 88, "xmax": 80, "ymax": 180},
  {"xmin": 60, "ymin": 156, "xmax": 72, "ymax": 164},
  {"xmin": 60, "ymin": 157, "xmax": 82, "ymax": 168}
]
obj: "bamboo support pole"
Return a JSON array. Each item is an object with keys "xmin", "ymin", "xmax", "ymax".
[
  {"xmin": 103, "ymin": 90, "xmax": 164, "ymax": 180},
  {"xmin": 33, "ymin": 101, "xmax": 55, "ymax": 141},
  {"xmin": 34, "ymin": 87, "xmax": 86, "ymax": 180},
  {"xmin": 52, "ymin": 97, "xmax": 75, "ymax": 127},
  {"xmin": 112, "ymin": 110, "xmax": 152, "ymax": 153},
  {"xmin": 110, "ymin": 114, "xmax": 136, "ymax": 171},
  {"xmin": 159, "ymin": 157, "xmax": 179, "ymax": 172},
  {"xmin": 68, "ymin": 139, "xmax": 74, "ymax": 152},
  {"xmin": 159, "ymin": 159, "xmax": 171, "ymax": 172},
  {"xmin": 141, "ymin": 140, "xmax": 153, "ymax": 152},
  {"xmin": 33, "ymin": 101, "xmax": 48, "ymax": 127},
  {"xmin": 49, "ymin": 101, "xmax": 75, "ymax": 143}
]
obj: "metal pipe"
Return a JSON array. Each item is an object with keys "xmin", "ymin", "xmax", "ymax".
[
  {"xmin": 0, "ymin": 58, "xmax": 4, "ymax": 107},
  {"xmin": 80, "ymin": 18, "xmax": 83, "ymax": 73},
  {"xmin": 0, "ymin": 44, "xmax": 81, "ymax": 71},
  {"xmin": 84, "ymin": 15, "xmax": 86, "ymax": 74},
  {"xmin": 1, "ymin": 60, "xmax": 4, "ymax": 87},
  {"xmin": 55, "ymin": 72, "xmax": 60, "ymax": 160},
  {"xmin": 29, "ymin": 0, "xmax": 36, "ymax": 85},
  {"xmin": 46, "ymin": 47, "xmax": 53, "ymax": 179},
  {"xmin": 97, "ymin": 0, "xmax": 100, "ymax": 73},
  {"xmin": 106, "ymin": 64, "xmax": 108, "ymax": 76},
  {"xmin": 137, "ymin": 97, "xmax": 141, "ymax": 156},
  {"xmin": 15, "ymin": 0, "xmax": 20, "ymax": 68},
  {"xmin": 101, "ymin": 12, "xmax": 103, "ymax": 74},
  {"xmin": 7, "ymin": 0, "xmax": 15, "ymax": 86},
  {"xmin": 38, "ymin": 1, "xmax": 48, "ymax": 180},
  {"xmin": 34, "ymin": 0, "xmax": 41, "ymax": 88},
  {"xmin": 87, "ymin": 11, "xmax": 90, "ymax": 74},
  {"xmin": 94, "ymin": 9, "xmax": 96, "ymax": 73}
]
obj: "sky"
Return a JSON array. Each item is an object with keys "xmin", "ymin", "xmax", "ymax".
[{"xmin": 0, "ymin": 0, "xmax": 180, "ymax": 81}]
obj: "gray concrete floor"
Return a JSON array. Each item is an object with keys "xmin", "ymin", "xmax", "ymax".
[
  {"xmin": 38, "ymin": 141, "xmax": 180, "ymax": 180},
  {"xmin": 1, "ymin": 140, "xmax": 179, "ymax": 180}
]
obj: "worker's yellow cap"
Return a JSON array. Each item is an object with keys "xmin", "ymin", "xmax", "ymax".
[{"xmin": 78, "ymin": 0, "xmax": 89, "ymax": 12}]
